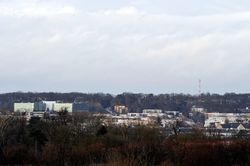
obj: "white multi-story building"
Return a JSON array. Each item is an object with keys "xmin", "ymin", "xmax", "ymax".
[
  {"xmin": 43, "ymin": 101, "xmax": 56, "ymax": 111},
  {"xmin": 53, "ymin": 103, "xmax": 73, "ymax": 113},
  {"xmin": 14, "ymin": 103, "xmax": 34, "ymax": 113},
  {"xmin": 14, "ymin": 101, "xmax": 73, "ymax": 113},
  {"xmin": 114, "ymin": 105, "xmax": 128, "ymax": 114}
]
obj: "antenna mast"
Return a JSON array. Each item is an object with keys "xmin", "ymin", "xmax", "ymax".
[{"xmin": 198, "ymin": 79, "xmax": 201, "ymax": 95}]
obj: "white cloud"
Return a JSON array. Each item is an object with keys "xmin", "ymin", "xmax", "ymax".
[
  {"xmin": 112, "ymin": 6, "xmax": 140, "ymax": 15},
  {"xmin": 0, "ymin": 5, "xmax": 76, "ymax": 17},
  {"xmin": 94, "ymin": 6, "xmax": 144, "ymax": 16}
]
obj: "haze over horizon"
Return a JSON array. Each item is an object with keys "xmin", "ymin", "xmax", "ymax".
[{"xmin": 1, "ymin": 0, "xmax": 250, "ymax": 94}]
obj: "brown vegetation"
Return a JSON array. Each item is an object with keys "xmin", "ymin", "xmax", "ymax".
[{"xmin": 0, "ymin": 113, "xmax": 249, "ymax": 165}]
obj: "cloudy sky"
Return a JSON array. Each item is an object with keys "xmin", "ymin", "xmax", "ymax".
[{"xmin": 0, "ymin": 0, "xmax": 250, "ymax": 94}]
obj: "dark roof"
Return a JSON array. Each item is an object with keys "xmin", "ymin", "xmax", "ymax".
[
  {"xmin": 221, "ymin": 123, "xmax": 241, "ymax": 129},
  {"xmin": 73, "ymin": 103, "xmax": 90, "ymax": 112},
  {"xmin": 178, "ymin": 127, "xmax": 194, "ymax": 133},
  {"xmin": 243, "ymin": 123, "xmax": 250, "ymax": 129},
  {"xmin": 209, "ymin": 123, "xmax": 216, "ymax": 128}
]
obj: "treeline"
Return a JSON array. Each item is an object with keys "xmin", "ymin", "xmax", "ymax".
[
  {"xmin": 0, "ymin": 113, "xmax": 249, "ymax": 165},
  {"xmin": 1, "ymin": 92, "xmax": 250, "ymax": 113}
]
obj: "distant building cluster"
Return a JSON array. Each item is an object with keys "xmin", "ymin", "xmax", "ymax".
[
  {"xmin": 12, "ymin": 103, "xmax": 193, "ymax": 134},
  {"xmin": 14, "ymin": 101, "xmax": 93, "ymax": 119},
  {"xmin": 204, "ymin": 112, "xmax": 250, "ymax": 127},
  {"xmin": 204, "ymin": 112, "xmax": 250, "ymax": 137},
  {"xmin": 102, "ymin": 108, "xmax": 184, "ymax": 128},
  {"xmin": 12, "ymin": 101, "xmax": 250, "ymax": 138}
]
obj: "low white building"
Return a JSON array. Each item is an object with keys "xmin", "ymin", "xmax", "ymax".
[
  {"xmin": 143, "ymin": 109, "xmax": 162, "ymax": 114},
  {"xmin": 165, "ymin": 111, "xmax": 182, "ymax": 116},
  {"xmin": 191, "ymin": 106, "xmax": 207, "ymax": 113},
  {"xmin": 204, "ymin": 112, "xmax": 250, "ymax": 127},
  {"xmin": 110, "ymin": 115, "xmax": 155, "ymax": 126}
]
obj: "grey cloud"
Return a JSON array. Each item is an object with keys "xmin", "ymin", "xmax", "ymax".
[{"xmin": 0, "ymin": 1, "xmax": 250, "ymax": 93}]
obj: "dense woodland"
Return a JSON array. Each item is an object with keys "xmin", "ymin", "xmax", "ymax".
[
  {"xmin": 0, "ymin": 113, "xmax": 249, "ymax": 165},
  {"xmin": 1, "ymin": 92, "xmax": 250, "ymax": 113}
]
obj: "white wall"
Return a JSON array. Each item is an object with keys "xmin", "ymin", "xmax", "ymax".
[
  {"xmin": 53, "ymin": 103, "xmax": 73, "ymax": 112},
  {"xmin": 14, "ymin": 103, "xmax": 34, "ymax": 112}
]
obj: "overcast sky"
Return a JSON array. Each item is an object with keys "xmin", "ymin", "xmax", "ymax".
[{"xmin": 0, "ymin": 0, "xmax": 250, "ymax": 94}]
